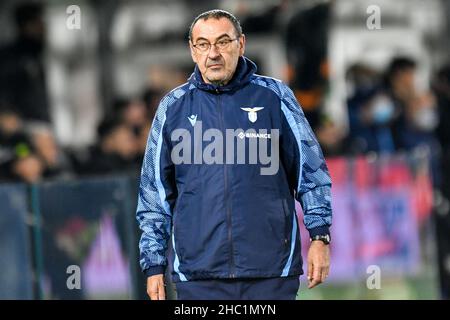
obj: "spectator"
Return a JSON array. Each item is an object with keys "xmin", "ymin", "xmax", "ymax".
[
  {"xmin": 239, "ymin": 0, "xmax": 286, "ymax": 34},
  {"xmin": 8, "ymin": 154, "xmax": 45, "ymax": 183},
  {"xmin": 142, "ymin": 65, "xmax": 188, "ymax": 122},
  {"xmin": 26, "ymin": 123, "xmax": 73, "ymax": 179},
  {"xmin": 385, "ymin": 57, "xmax": 441, "ymax": 185},
  {"xmin": 0, "ymin": 2, "xmax": 51, "ymax": 124},
  {"xmin": 142, "ymin": 88, "xmax": 163, "ymax": 122},
  {"xmin": 112, "ymin": 97, "xmax": 149, "ymax": 137},
  {"xmin": 285, "ymin": 1, "xmax": 332, "ymax": 130},
  {"xmin": 0, "ymin": 106, "xmax": 44, "ymax": 183},
  {"xmin": 346, "ymin": 63, "xmax": 402, "ymax": 154},
  {"xmin": 0, "ymin": 106, "xmax": 23, "ymax": 136},
  {"xmin": 0, "ymin": 107, "xmax": 27, "ymax": 155},
  {"xmin": 397, "ymin": 92, "xmax": 439, "ymax": 150},
  {"xmin": 385, "ymin": 57, "xmax": 418, "ymax": 109},
  {"xmin": 315, "ymin": 115, "xmax": 355, "ymax": 157},
  {"xmin": 346, "ymin": 63, "xmax": 381, "ymax": 136},
  {"xmin": 76, "ymin": 117, "xmax": 139, "ymax": 176},
  {"xmin": 0, "ymin": 116, "xmax": 44, "ymax": 183},
  {"xmin": 112, "ymin": 97, "xmax": 153, "ymax": 168}
]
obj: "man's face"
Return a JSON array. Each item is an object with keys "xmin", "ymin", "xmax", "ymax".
[
  {"xmin": 111, "ymin": 126, "xmax": 138, "ymax": 159},
  {"xmin": 392, "ymin": 68, "xmax": 416, "ymax": 97},
  {"xmin": 190, "ymin": 17, "xmax": 245, "ymax": 86}
]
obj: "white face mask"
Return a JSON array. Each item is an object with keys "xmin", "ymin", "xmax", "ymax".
[
  {"xmin": 413, "ymin": 108, "xmax": 438, "ymax": 131},
  {"xmin": 371, "ymin": 96, "xmax": 395, "ymax": 124}
]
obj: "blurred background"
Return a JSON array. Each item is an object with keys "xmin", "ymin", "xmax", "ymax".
[{"xmin": 0, "ymin": 0, "xmax": 449, "ymax": 300}]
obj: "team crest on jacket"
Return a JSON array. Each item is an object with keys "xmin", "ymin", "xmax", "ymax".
[{"xmin": 240, "ymin": 107, "xmax": 264, "ymax": 123}]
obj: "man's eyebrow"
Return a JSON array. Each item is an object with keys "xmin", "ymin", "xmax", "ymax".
[
  {"xmin": 214, "ymin": 34, "xmax": 233, "ymax": 40},
  {"xmin": 193, "ymin": 33, "xmax": 234, "ymax": 43}
]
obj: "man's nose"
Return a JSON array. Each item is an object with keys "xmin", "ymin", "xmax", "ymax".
[{"xmin": 208, "ymin": 44, "xmax": 220, "ymax": 59}]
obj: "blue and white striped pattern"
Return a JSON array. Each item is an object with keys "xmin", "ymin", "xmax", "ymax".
[
  {"xmin": 251, "ymin": 76, "xmax": 332, "ymax": 231},
  {"xmin": 136, "ymin": 83, "xmax": 191, "ymax": 277}
]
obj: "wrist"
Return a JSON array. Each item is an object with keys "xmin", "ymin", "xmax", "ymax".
[
  {"xmin": 144, "ymin": 265, "xmax": 166, "ymax": 277},
  {"xmin": 309, "ymin": 234, "xmax": 331, "ymax": 245}
]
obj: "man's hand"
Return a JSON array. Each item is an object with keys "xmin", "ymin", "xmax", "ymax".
[
  {"xmin": 307, "ymin": 240, "xmax": 330, "ymax": 289},
  {"xmin": 147, "ymin": 274, "xmax": 166, "ymax": 300}
]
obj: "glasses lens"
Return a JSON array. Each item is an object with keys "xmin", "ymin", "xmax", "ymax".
[
  {"xmin": 216, "ymin": 40, "xmax": 230, "ymax": 50},
  {"xmin": 194, "ymin": 38, "xmax": 236, "ymax": 53},
  {"xmin": 196, "ymin": 43, "xmax": 209, "ymax": 52}
]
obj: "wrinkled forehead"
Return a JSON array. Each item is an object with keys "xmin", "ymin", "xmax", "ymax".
[{"xmin": 191, "ymin": 17, "xmax": 237, "ymax": 42}]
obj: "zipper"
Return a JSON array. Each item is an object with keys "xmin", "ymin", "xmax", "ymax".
[
  {"xmin": 217, "ymin": 88, "xmax": 236, "ymax": 278},
  {"xmin": 282, "ymin": 199, "xmax": 290, "ymax": 246}
]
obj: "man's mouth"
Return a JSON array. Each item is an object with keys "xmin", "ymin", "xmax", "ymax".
[{"xmin": 207, "ymin": 63, "xmax": 223, "ymax": 69}]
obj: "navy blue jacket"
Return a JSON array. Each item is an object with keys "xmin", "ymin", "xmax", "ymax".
[{"xmin": 137, "ymin": 56, "xmax": 332, "ymax": 282}]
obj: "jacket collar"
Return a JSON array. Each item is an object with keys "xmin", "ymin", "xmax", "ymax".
[{"xmin": 188, "ymin": 56, "xmax": 257, "ymax": 93}]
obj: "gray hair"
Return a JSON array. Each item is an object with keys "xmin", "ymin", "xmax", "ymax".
[{"xmin": 189, "ymin": 9, "xmax": 243, "ymax": 41}]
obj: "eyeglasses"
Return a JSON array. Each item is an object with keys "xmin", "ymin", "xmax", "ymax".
[{"xmin": 192, "ymin": 38, "xmax": 239, "ymax": 54}]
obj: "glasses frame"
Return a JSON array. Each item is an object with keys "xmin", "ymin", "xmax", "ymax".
[{"xmin": 192, "ymin": 37, "xmax": 240, "ymax": 54}]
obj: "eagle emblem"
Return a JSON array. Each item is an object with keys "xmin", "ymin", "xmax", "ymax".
[{"xmin": 240, "ymin": 107, "xmax": 264, "ymax": 123}]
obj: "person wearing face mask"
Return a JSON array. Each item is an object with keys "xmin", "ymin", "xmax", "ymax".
[
  {"xmin": 383, "ymin": 57, "xmax": 440, "ymax": 152},
  {"xmin": 349, "ymin": 88, "xmax": 402, "ymax": 154},
  {"xmin": 345, "ymin": 64, "xmax": 403, "ymax": 154},
  {"xmin": 381, "ymin": 57, "xmax": 442, "ymax": 188},
  {"xmin": 360, "ymin": 56, "xmax": 440, "ymax": 155},
  {"xmin": 367, "ymin": 94, "xmax": 398, "ymax": 153},
  {"xmin": 398, "ymin": 92, "xmax": 441, "ymax": 186},
  {"xmin": 408, "ymin": 94, "xmax": 439, "ymax": 133},
  {"xmin": 399, "ymin": 93, "xmax": 440, "ymax": 149},
  {"xmin": 370, "ymin": 95, "xmax": 395, "ymax": 125}
]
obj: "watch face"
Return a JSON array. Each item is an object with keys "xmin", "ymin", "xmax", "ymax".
[
  {"xmin": 312, "ymin": 235, "xmax": 330, "ymax": 244},
  {"xmin": 319, "ymin": 236, "xmax": 328, "ymax": 244}
]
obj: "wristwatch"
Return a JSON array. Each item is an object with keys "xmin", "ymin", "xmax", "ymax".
[{"xmin": 310, "ymin": 234, "xmax": 331, "ymax": 245}]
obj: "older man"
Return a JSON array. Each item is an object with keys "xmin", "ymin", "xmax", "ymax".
[{"xmin": 137, "ymin": 9, "xmax": 332, "ymax": 300}]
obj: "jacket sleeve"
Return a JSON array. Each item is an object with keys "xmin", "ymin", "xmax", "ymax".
[
  {"xmin": 136, "ymin": 98, "xmax": 177, "ymax": 277},
  {"xmin": 279, "ymin": 83, "xmax": 333, "ymax": 237}
]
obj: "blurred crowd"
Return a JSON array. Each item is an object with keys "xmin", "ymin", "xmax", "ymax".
[
  {"xmin": 0, "ymin": 94, "xmax": 160, "ymax": 183},
  {"xmin": 316, "ymin": 58, "xmax": 450, "ymax": 187},
  {"xmin": 0, "ymin": 1, "xmax": 449, "ymax": 189},
  {"xmin": 0, "ymin": 3, "xmax": 168, "ymax": 183}
]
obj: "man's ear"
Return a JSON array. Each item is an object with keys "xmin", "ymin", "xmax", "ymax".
[
  {"xmin": 189, "ymin": 40, "xmax": 197, "ymax": 64},
  {"xmin": 239, "ymin": 34, "xmax": 246, "ymax": 56}
]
